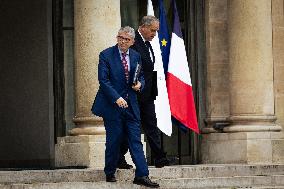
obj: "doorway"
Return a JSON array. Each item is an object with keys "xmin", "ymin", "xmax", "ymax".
[
  {"xmin": 121, "ymin": 0, "xmax": 206, "ymax": 164},
  {"xmin": 53, "ymin": 0, "xmax": 75, "ymax": 143}
]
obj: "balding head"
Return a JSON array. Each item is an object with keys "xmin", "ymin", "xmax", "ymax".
[{"xmin": 139, "ymin": 16, "xmax": 159, "ymax": 41}]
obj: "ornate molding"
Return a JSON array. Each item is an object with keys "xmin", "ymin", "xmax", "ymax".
[{"xmin": 70, "ymin": 116, "xmax": 105, "ymax": 135}]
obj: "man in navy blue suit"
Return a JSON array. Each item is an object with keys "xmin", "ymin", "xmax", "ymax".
[{"xmin": 91, "ymin": 26, "xmax": 159, "ymax": 188}]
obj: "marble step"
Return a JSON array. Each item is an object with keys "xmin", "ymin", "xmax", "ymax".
[
  {"xmin": 1, "ymin": 164, "xmax": 284, "ymax": 184},
  {"xmin": 0, "ymin": 175, "xmax": 283, "ymax": 189}
]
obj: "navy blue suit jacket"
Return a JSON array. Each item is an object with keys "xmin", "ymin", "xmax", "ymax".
[{"xmin": 91, "ymin": 45, "xmax": 145, "ymax": 121}]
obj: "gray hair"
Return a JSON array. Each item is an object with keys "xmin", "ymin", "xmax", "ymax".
[
  {"xmin": 118, "ymin": 26, "xmax": 135, "ymax": 39},
  {"xmin": 140, "ymin": 15, "xmax": 159, "ymax": 26}
]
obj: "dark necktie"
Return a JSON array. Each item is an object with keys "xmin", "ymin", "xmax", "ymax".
[
  {"xmin": 145, "ymin": 41, "xmax": 151, "ymax": 48},
  {"xmin": 145, "ymin": 41, "xmax": 155, "ymax": 63},
  {"xmin": 121, "ymin": 52, "xmax": 129, "ymax": 82}
]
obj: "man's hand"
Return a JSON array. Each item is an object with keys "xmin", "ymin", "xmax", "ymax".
[
  {"xmin": 116, "ymin": 97, "xmax": 128, "ymax": 108},
  {"xmin": 132, "ymin": 81, "xmax": 141, "ymax": 92}
]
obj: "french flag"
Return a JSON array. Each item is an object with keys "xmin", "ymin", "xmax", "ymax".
[{"xmin": 166, "ymin": 0, "xmax": 199, "ymax": 134}]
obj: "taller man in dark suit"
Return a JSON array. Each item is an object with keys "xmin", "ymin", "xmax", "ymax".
[
  {"xmin": 118, "ymin": 16, "xmax": 177, "ymax": 169},
  {"xmin": 91, "ymin": 26, "xmax": 159, "ymax": 188}
]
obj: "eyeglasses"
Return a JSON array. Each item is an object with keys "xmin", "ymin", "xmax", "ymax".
[{"xmin": 117, "ymin": 36, "xmax": 132, "ymax": 42}]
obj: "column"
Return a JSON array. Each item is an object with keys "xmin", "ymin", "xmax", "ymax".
[
  {"xmin": 201, "ymin": 0, "xmax": 283, "ymax": 164},
  {"xmin": 55, "ymin": 0, "xmax": 121, "ymax": 168},
  {"xmin": 70, "ymin": 0, "xmax": 121, "ymax": 135},
  {"xmin": 227, "ymin": 0, "xmax": 281, "ymax": 132}
]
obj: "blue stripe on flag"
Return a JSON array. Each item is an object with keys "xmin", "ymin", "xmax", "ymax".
[{"xmin": 158, "ymin": 0, "xmax": 171, "ymax": 75}]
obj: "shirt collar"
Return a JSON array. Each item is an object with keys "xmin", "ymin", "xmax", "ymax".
[
  {"xmin": 118, "ymin": 47, "xmax": 129, "ymax": 56},
  {"xmin": 138, "ymin": 29, "xmax": 147, "ymax": 43}
]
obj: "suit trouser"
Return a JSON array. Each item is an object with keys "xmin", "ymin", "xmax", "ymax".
[
  {"xmin": 120, "ymin": 100, "xmax": 166, "ymax": 162},
  {"xmin": 104, "ymin": 106, "xmax": 149, "ymax": 177}
]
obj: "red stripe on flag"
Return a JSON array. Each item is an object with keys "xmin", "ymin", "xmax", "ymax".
[{"xmin": 167, "ymin": 73, "xmax": 199, "ymax": 133}]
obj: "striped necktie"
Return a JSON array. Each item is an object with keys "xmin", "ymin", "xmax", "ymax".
[{"xmin": 121, "ymin": 52, "xmax": 129, "ymax": 82}]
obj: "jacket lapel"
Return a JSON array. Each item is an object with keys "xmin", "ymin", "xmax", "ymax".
[
  {"xmin": 129, "ymin": 49, "xmax": 136, "ymax": 84},
  {"xmin": 113, "ymin": 45, "xmax": 127, "ymax": 83},
  {"xmin": 135, "ymin": 31, "xmax": 154, "ymax": 65}
]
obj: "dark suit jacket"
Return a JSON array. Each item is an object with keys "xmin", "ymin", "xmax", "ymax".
[
  {"xmin": 131, "ymin": 30, "xmax": 158, "ymax": 102},
  {"xmin": 91, "ymin": 45, "xmax": 145, "ymax": 121}
]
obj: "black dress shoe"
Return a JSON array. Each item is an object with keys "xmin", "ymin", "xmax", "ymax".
[
  {"xmin": 106, "ymin": 174, "xmax": 116, "ymax": 182},
  {"xmin": 154, "ymin": 156, "xmax": 179, "ymax": 168},
  {"xmin": 133, "ymin": 176, "xmax": 159, "ymax": 188},
  {"xmin": 117, "ymin": 162, "xmax": 133, "ymax": 169}
]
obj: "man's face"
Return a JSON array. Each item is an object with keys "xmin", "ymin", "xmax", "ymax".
[
  {"xmin": 117, "ymin": 32, "xmax": 134, "ymax": 52},
  {"xmin": 140, "ymin": 21, "xmax": 159, "ymax": 41}
]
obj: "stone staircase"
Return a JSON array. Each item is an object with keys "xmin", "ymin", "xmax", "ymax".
[{"xmin": 0, "ymin": 164, "xmax": 284, "ymax": 188}]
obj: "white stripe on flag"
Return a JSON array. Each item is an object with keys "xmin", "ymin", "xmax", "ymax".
[
  {"xmin": 147, "ymin": 0, "xmax": 172, "ymax": 136},
  {"xmin": 147, "ymin": 0, "xmax": 154, "ymax": 16},
  {"xmin": 168, "ymin": 33, "xmax": 192, "ymax": 86}
]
